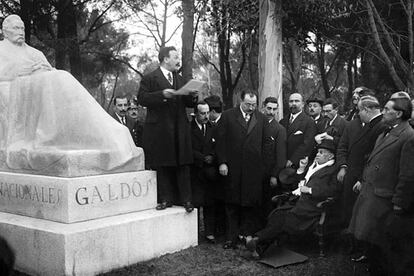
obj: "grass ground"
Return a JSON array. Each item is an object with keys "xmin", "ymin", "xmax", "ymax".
[
  {"xmin": 13, "ymin": 211, "xmax": 370, "ymax": 276},
  {"xmin": 100, "ymin": 235, "xmax": 369, "ymax": 276}
]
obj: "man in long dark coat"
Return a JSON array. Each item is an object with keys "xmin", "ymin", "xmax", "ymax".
[
  {"xmin": 261, "ymin": 97, "xmax": 287, "ymax": 215},
  {"xmin": 348, "ymin": 95, "xmax": 414, "ymax": 275},
  {"xmin": 216, "ymin": 90, "xmax": 269, "ymax": 249},
  {"xmin": 190, "ymin": 101, "xmax": 218, "ymax": 242},
  {"xmin": 336, "ymin": 95, "xmax": 386, "ymax": 227},
  {"xmin": 138, "ymin": 46, "xmax": 197, "ymax": 212}
]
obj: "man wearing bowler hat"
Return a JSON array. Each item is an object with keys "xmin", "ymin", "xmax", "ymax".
[{"xmin": 245, "ymin": 139, "xmax": 340, "ymax": 257}]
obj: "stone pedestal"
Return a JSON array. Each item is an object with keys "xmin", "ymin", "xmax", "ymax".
[
  {"xmin": 0, "ymin": 208, "xmax": 197, "ymax": 276},
  {"xmin": 0, "ymin": 171, "xmax": 157, "ymax": 223},
  {"xmin": 0, "ymin": 171, "xmax": 198, "ymax": 275}
]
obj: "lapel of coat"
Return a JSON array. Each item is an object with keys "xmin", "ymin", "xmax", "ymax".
[
  {"xmin": 349, "ymin": 115, "xmax": 381, "ymax": 150},
  {"xmin": 191, "ymin": 119, "xmax": 204, "ymax": 143},
  {"xmin": 307, "ymin": 164, "xmax": 336, "ymax": 184},
  {"xmin": 155, "ymin": 67, "xmax": 173, "ymax": 89},
  {"xmin": 288, "ymin": 112, "xmax": 304, "ymax": 136},
  {"xmin": 247, "ymin": 112, "xmax": 257, "ymax": 135},
  {"xmin": 368, "ymin": 122, "xmax": 408, "ymax": 162},
  {"xmin": 236, "ymin": 106, "xmax": 248, "ymax": 130}
]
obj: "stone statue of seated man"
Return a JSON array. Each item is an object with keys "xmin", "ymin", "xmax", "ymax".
[{"xmin": 0, "ymin": 15, "xmax": 143, "ymax": 177}]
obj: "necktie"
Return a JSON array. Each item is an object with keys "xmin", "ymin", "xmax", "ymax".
[
  {"xmin": 202, "ymin": 124, "xmax": 206, "ymax": 136},
  {"xmin": 289, "ymin": 114, "xmax": 294, "ymax": 125},
  {"xmin": 167, "ymin": 72, "xmax": 173, "ymax": 85},
  {"xmin": 245, "ymin": 114, "xmax": 250, "ymax": 123},
  {"xmin": 122, "ymin": 117, "xmax": 126, "ymax": 125},
  {"xmin": 383, "ymin": 126, "xmax": 392, "ymax": 137}
]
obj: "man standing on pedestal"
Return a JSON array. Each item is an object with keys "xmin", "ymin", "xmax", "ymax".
[{"xmin": 138, "ymin": 46, "xmax": 198, "ymax": 213}]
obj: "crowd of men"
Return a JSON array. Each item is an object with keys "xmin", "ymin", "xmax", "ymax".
[{"xmin": 110, "ymin": 46, "xmax": 414, "ymax": 275}]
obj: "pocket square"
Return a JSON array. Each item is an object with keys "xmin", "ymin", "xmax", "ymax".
[{"xmin": 293, "ymin": 130, "xmax": 303, "ymax": 135}]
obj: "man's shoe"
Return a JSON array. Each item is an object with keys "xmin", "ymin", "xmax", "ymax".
[
  {"xmin": 223, "ymin": 240, "xmax": 236, "ymax": 249},
  {"xmin": 351, "ymin": 254, "xmax": 368, "ymax": 263},
  {"xmin": 245, "ymin": 236, "xmax": 259, "ymax": 252},
  {"xmin": 156, "ymin": 201, "xmax": 172, "ymax": 210},
  {"xmin": 183, "ymin": 202, "xmax": 194, "ymax": 213},
  {"xmin": 205, "ymin": 235, "xmax": 216, "ymax": 244}
]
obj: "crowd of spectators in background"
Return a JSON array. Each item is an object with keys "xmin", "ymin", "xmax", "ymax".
[{"xmin": 110, "ymin": 46, "xmax": 414, "ymax": 276}]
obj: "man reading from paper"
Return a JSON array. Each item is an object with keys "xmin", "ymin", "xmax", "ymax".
[{"xmin": 0, "ymin": 15, "xmax": 142, "ymax": 177}]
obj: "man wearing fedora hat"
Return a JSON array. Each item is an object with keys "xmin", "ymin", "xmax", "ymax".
[{"xmin": 245, "ymin": 139, "xmax": 340, "ymax": 256}]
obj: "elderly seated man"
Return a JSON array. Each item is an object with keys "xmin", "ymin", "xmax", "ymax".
[{"xmin": 245, "ymin": 139, "xmax": 340, "ymax": 257}]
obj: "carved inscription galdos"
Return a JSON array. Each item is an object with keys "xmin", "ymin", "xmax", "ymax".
[{"xmin": 75, "ymin": 177, "xmax": 152, "ymax": 205}]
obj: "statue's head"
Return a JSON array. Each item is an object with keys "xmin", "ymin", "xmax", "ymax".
[{"xmin": 2, "ymin": 14, "xmax": 25, "ymax": 46}]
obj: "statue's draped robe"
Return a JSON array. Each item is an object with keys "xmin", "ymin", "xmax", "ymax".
[{"xmin": 0, "ymin": 40, "xmax": 142, "ymax": 177}]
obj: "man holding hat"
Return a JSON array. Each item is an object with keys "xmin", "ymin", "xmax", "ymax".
[{"xmin": 245, "ymin": 139, "xmax": 340, "ymax": 257}]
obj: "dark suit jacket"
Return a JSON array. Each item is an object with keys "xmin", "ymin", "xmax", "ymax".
[
  {"xmin": 280, "ymin": 112, "xmax": 317, "ymax": 167},
  {"xmin": 314, "ymin": 115, "xmax": 329, "ymax": 134},
  {"xmin": 129, "ymin": 120, "xmax": 143, "ymax": 147},
  {"xmin": 263, "ymin": 119, "xmax": 287, "ymax": 177},
  {"xmin": 110, "ymin": 112, "xmax": 138, "ymax": 145},
  {"xmin": 137, "ymin": 67, "xmax": 196, "ymax": 167},
  {"xmin": 216, "ymin": 107, "xmax": 269, "ymax": 206},
  {"xmin": 324, "ymin": 115, "xmax": 348, "ymax": 147},
  {"xmin": 190, "ymin": 119, "xmax": 217, "ymax": 205},
  {"xmin": 110, "ymin": 112, "xmax": 134, "ymax": 128}
]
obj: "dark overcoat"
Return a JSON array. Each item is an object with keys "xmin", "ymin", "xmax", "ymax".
[
  {"xmin": 263, "ymin": 119, "xmax": 287, "ymax": 178},
  {"xmin": 265, "ymin": 163, "xmax": 340, "ymax": 235},
  {"xmin": 336, "ymin": 115, "xmax": 386, "ymax": 224},
  {"xmin": 348, "ymin": 121, "xmax": 414, "ymax": 246},
  {"xmin": 280, "ymin": 112, "xmax": 317, "ymax": 167},
  {"xmin": 324, "ymin": 115, "xmax": 348, "ymax": 147},
  {"xmin": 216, "ymin": 107, "xmax": 268, "ymax": 206},
  {"xmin": 137, "ymin": 67, "xmax": 196, "ymax": 167},
  {"xmin": 283, "ymin": 163, "xmax": 340, "ymax": 233},
  {"xmin": 190, "ymin": 119, "xmax": 217, "ymax": 206}
]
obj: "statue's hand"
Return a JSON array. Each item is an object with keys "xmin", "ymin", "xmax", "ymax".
[
  {"xmin": 17, "ymin": 61, "xmax": 52, "ymax": 77},
  {"xmin": 32, "ymin": 61, "xmax": 52, "ymax": 72}
]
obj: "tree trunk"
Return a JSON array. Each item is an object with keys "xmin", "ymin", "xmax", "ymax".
[
  {"xmin": 345, "ymin": 54, "xmax": 354, "ymax": 112},
  {"xmin": 315, "ymin": 36, "xmax": 330, "ymax": 98},
  {"xmin": 181, "ymin": 0, "xmax": 194, "ymax": 82},
  {"xmin": 258, "ymin": 0, "xmax": 283, "ymax": 119},
  {"xmin": 56, "ymin": 0, "xmax": 83, "ymax": 82},
  {"xmin": 248, "ymin": 31, "xmax": 259, "ymax": 91},
  {"xmin": 365, "ymin": 0, "xmax": 405, "ymax": 90},
  {"xmin": 284, "ymin": 38, "xmax": 302, "ymax": 93},
  {"xmin": 20, "ymin": 0, "xmax": 33, "ymax": 44}
]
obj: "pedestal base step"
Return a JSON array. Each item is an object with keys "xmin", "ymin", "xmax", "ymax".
[{"xmin": 0, "ymin": 207, "xmax": 198, "ymax": 275}]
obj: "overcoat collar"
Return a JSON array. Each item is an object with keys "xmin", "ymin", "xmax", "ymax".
[
  {"xmin": 236, "ymin": 106, "xmax": 258, "ymax": 135},
  {"xmin": 349, "ymin": 115, "xmax": 382, "ymax": 150},
  {"xmin": 368, "ymin": 121, "xmax": 410, "ymax": 161}
]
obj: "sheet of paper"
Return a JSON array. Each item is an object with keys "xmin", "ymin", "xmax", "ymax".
[{"xmin": 172, "ymin": 79, "xmax": 205, "ymax": 96}]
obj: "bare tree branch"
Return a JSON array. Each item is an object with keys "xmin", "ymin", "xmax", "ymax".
[{"xmin": 196, "ymin": 43, "xmax": 221, "ymax": 74}]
